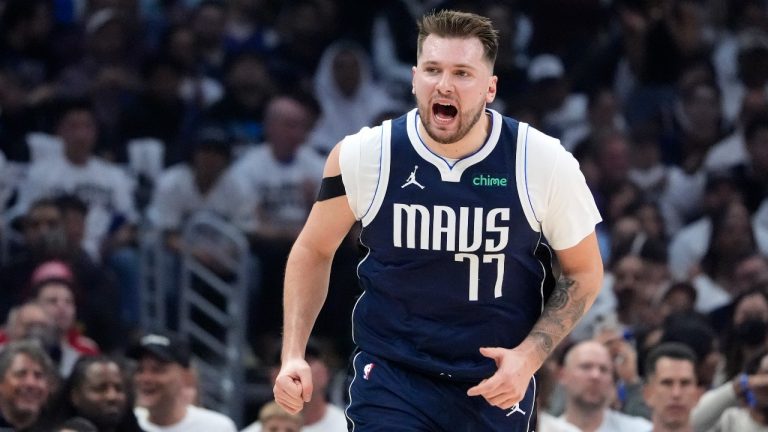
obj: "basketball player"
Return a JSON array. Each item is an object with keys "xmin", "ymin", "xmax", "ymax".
[{"xmin": 273, "ymin": 10, "xmax": 603, "ymax": 431}]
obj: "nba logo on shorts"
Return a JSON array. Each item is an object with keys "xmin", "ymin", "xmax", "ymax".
[{"xmin": 363, "ymin": 363, "xmax": 375, "ymax": 380}]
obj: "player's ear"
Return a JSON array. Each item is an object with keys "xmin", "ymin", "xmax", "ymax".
[{"xmin": 486, "ymin": 75, "xmax": 498, "ymax": 104}]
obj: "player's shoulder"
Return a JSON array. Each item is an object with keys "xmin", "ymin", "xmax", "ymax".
[
  {"xmin": 340, "ymin": 123, "xmax": 386, "ymax": 151},
  {"xmin": 510, "ymin": 121, "xmax": 574, "ymax": 180},
  {"xmin": 337, "ymin": 123, "xmax": 387, "ymax": 173},
  {"xmin": 518, "ymin": 123, "xmax": 566, "ymax": 157},
  {"xmin": 493, "ymin": 110, "xmax": 564, "ymax": 156}
]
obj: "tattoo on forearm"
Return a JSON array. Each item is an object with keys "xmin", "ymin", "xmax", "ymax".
[
  {"xmin": 530, "ymin": 276, "xmax": 588, "ymax": 358},
  {"xmin": 529, "ymin": 330, "xmax": 554, "ymax": 354}
]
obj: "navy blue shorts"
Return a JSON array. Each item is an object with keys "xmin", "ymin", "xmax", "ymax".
[{"xmin": 345, "ymin": 351, "xmax": 537, "ymax": 431}]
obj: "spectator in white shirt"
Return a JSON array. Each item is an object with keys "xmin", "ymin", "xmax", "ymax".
[
  {"xmin": 694, "ymin": 347, "xmax": 768, "ymax": 431},
  {"xmin": 560, "ymin": 340, "xmax": 652, "ymax": 432},
  {"xmin": 129, "ymin": 332, "xmax": 237, "ymax": 432},
  {"xmin": 15, "ymin": 98, "xmax": 138, "ymax": 261},
  {"xmin": 232, "ymin": 93, "xmax": 324, "ymax": 341},
  {"xmin": 233, "ymin": 94, "xmax": 324, "ymax": 242},
  {"xmin": 11, "ymin": 99, "xmax": 141, "ymax": 329},
  {"xmin": 147, "ymin": 124, "xmax": 255, "ymax": 253}
]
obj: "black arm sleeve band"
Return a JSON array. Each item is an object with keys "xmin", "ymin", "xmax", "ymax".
[{"xmin": 317, "ymin": 174, "xmax": 346, "ymax": 201}]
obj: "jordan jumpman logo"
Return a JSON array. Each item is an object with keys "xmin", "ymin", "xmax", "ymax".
[
  {"xmin": 401, "ymin": 165, "xmax": 425, "ymax": 189},
  {"xmin": 506, "ymin": 403, "xmax": 526, "ymax": 417}
]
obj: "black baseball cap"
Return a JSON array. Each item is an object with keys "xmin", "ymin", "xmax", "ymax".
[
  {"xmin": 127, "ymin": 332, "xmax": 191, "ymax": 368},
  {"xmin": 193, "ymin": 125, "xmax": 232, "ymax": 156}
]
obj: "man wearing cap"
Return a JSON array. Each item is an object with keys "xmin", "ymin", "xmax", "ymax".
[{"xmin": 129, "ymin": 332, "xmax": 237, "ymax": 432}]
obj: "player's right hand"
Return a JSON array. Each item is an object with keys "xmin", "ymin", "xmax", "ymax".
[{"xmin": 273, "ymin": 357, "xmax": 314, "ymax": 414}]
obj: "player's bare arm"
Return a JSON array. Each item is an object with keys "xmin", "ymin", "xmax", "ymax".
[
  {"xmin": 273, "ymin": 143, "xmax": 356, "ymax": 414},
  {"xmin": 527, "ymin": 231, "xmax": 603, "ymax": 361},
  {"xmin": 467, "ymin": 231, "xmax": 603, "ymax": 409}
]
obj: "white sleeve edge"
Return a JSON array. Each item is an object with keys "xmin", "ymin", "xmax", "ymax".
[
  {"xmin": 339, "ymin": 134, "xmax": 362, "ymax": 220},
  {"xmin": 361, "ymin": 121, "xmax": 391, "ymax": 226},
  {"xmin": 514, "ymin": 122, "xmax": 542, "ymax": 232}
]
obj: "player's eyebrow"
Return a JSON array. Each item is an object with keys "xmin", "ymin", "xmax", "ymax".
[{"xmin": 420, "ymin": 60, "xmax": 478, "ymax": 70}]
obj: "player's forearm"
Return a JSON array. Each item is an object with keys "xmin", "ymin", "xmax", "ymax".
[
  {"xmin": 522, "ymin": 269, "xmax": 602, "ymax": 365},
  {"xmin": 280, "ymin": 241, "xmax": 333, "ymax": 360}
]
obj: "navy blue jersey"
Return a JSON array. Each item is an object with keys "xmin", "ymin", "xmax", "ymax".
[{"xmin": 352, "ymin": 110, "xmax": 556, "ymax": 381}]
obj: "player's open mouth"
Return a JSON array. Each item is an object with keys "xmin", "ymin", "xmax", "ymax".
[{"xmin": 433, "ymin": 103, "xmax": 458, "ymax": 122}]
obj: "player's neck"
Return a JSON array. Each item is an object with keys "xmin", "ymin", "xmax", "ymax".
[{"xmin": 418, "ymin": 112, "xmax": 491, "ymax": 160}]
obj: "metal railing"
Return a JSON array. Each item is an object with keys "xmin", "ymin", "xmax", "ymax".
[
  {"xmin": 178, "ymin": 212, "xmax": 255, "ymax": 426},
  {"xmin": 138, "ymin": 227, "xmax": 169, "ymax": 330}
]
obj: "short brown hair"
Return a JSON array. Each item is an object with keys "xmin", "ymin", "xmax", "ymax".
[
  {"xmin": 0, "ymin": 340, "xmax": 56, "ymax": 384},
  {"xmin": 644, "ymin": 342, "xmax": 698, "ymax": 378},
  {"xmin": 417, "ymin": 10, "xmax": 499, "ymax": 66}
]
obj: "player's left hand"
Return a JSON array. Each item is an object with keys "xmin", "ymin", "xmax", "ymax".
[{"xmin": 466, "ymin": 347, "xmax": 537, "ymax": 409}]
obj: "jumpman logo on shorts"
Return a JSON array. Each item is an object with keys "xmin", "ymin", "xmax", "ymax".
[
  {"xmin": 506, "ymin": 403, "xmax": 526, "ymax": 417},
  {"xmin": 401, "ymin": 165, "xmax": 425, "ymax": 189}
]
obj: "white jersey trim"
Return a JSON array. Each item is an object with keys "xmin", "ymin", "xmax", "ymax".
[
  {"xmin": 516, "ymin": 124, "xmax": 602, "ymax": 249},
  {"xmin": 361, "ymin": 120, "xmax": 391, "ymax": 226},
  {"xmin": 514, "ymin": 122, "xmax": 542, "ymax": 232},
  {"xmin": 406, "ymin": 108, "xmax": 503, "ymax": 182},
  {"xmin": 339, "ymin": 122, "xmax": 391, "ymax": 226},
  {"xmin": 345, "ymin": 351, "xmax": 362, "ymax": 432},
  {"xmin": 536, "ymin": 233, "xmax": 552, "ymax": 314},
  {"xmin": 526, "ymin": 376, "xmax": 537, "ymax": 431}
]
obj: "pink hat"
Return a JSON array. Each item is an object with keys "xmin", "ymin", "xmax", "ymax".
[{"xmin": 30, "ymin": 260, "xmax": 74, "ymax": 286}]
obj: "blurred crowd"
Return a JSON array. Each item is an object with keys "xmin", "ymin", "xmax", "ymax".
[{"xmin": 1, "ymin": 0, "xmax": 768, "ymax": 430}]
